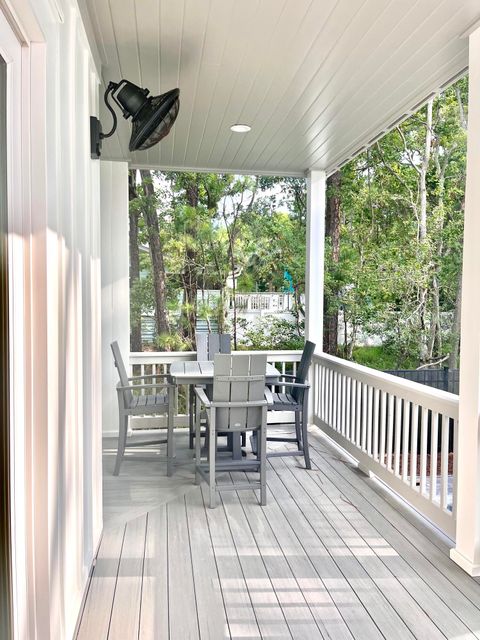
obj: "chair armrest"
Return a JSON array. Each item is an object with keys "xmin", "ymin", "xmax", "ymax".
[
  {"xmin": 276, "ymin": 378, "xmax": 310, "ymax": 389},
  {"xmin": 194, "ymin": 386, "xmax": 211, "ymax": 407},
  {"xmin": 210, "ymin": 399, "xmax": 268, "ymax": 408},
  {"xmin": 281, "ymin": 381, "xmax": 310, "ymax": 389},
  {"xmin": 116, "ymin": 382, "xmax": 173, "ymax": 391},
  {"xmin": 276, "ymin": 374, "xmax": 310, "ymax": 386},
  {"xmin": 264, "ymin": 387, "xmax": 274, "ymax": 406},
  {"xmin": 276, "ymin": 373, "xmax": 297, "ymax": 379},
  {"xmin": 128, "ymin": 373, "xmax": 170, "ymax": 381}
]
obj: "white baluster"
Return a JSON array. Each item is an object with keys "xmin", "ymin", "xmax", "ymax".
[
  {"xmin": 402, "ymin": 401, "xmax": 410, "ymax": 483},
  {"xmin": 430, "ymin": 411, "xmax": 439, "ymax": 503},
  {"xmin": 410, "ymin": 404, "xmax": 419, "ymax": 489},
  {"xmin": 420, "ymin": 407, "xmax": 429, "ymax": 496}
]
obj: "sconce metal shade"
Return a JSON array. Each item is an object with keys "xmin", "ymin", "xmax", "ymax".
[
  {"xmin": 128, "ymin": 87, "xmax": 180, "ymax": 152},
  {"xmin": 90, "ymin": 80, "xmax": 180, "ymax": 158}
]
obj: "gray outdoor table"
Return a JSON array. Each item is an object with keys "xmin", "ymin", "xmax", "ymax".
[{"xmin": 170, "ymin": 360, "xmax": 280, "ymax": 459}]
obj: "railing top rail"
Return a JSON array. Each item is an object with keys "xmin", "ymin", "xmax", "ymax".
[{"xmin": 314, "ymin": 351, "xmax": 459, "ymax": 417}]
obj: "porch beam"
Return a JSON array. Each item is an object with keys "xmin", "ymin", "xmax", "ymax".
[
  {"xmin": 451, "ymin": 24, "xmax": 480, "ymax": 576},
  {"xmin": 305, "ymin": 169, "xmax": 326, "ymax": 351}
]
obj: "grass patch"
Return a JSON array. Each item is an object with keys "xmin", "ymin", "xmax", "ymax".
[{"xmin": 351, "ymin": 346, "xmax": 417, "ymax": 371}]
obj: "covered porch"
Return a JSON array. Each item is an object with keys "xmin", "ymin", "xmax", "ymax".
[
  {"xmin": 77, "ymin": 0, "xmax": 480, "ymax": 634},
  {"xmin": 6, "ymin": 1, "xmax": 480, "ymax": 639}
]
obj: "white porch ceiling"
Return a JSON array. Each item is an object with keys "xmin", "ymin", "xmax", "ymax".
[{"xmin": 84, "ymin": 0, "xmax": 479, "ymax": 176}]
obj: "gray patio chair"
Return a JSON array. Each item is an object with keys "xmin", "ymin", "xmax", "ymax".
[
  {"xmin": 194, "ymin": 353, "xmax": 268, "ymax": 508},
  {"xmin": 261, "ymin": 340, "xmax": 316, "ymax": 469},
  {"xmin": 189, "ymin": 332, "xmax": 232, "ymax": 448},
  {"xmin": 196, "ymin": 332, "xmax": 231, "ymax": 360},
  {"xmin": 111, "ymin": 341, "xmax": 175, "ymax": 476}
]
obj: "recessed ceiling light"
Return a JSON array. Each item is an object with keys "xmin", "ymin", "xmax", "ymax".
[{"xmin": 230, "ymin": 124, "xmax": 251, "ymax": 133}]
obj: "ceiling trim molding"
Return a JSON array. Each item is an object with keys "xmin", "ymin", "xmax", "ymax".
[
  {"xmin": 128, "ymin": 162, "xmax": 305, "ymax": 178},
  {"xmin": 459, "ymin": 16, "xmax": 480, "ymax": 39}
]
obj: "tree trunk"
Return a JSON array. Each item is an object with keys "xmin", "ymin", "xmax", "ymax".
[
  {"xmin": 418, "ymin": 99, "xmax": 433, "ymax": 362},
  {"xmin": 129, "ymin": 170, "xmax": 142, "ymax": 351},
  {"xmin": 140, "ymin": 169, "xmax": 170, "ymax": 342},
  {"xmin": 447, "ymin": 86, "xmax": 467, "ymax": 372},
  {"xmin": 182, "ymin": 180, "xmax": 199, "ymax": 347},
  {"xmin": 448, "ymin": 268, "xmax": 462, "ymax": 370},
  {"xmin": 427, "ymin": 274, "xmax": 441, "ymax": 361},
  {"xmin": 323, "ymin": 170, "xmax": 342, "ymax": 354},
  {"xmin": 228, "ymin": 236, "xmax": 238, "ymax": 349}
]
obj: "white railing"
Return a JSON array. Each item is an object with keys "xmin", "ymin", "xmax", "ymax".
[
  {"xmin": 129, "ymin": 350, "xmax": 303, "ymax": 428},
  {"xmin": 311, "ymin": 352, "xmax": 458, "ymax": 538},
  {"xmin": 232, "ymin": 292, "xmax": 297, "ymax": 312}
]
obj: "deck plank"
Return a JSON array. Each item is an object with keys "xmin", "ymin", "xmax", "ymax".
[
  {"xmin": 277, "ymin": 451, "xmax": 446, "ymax": 640},
  {"xmin": 138, "ymin": 507, "xmax": 169, "ymax": 640},
  {"xmin": 108, "ymin": 514, "xmax": 147, "ymax": 639},
  {"xmin": 76, "ymin": 525, "xmax": 125, "ymax": 640},
  {"xmin": 200, "ymin": 483, "xmax": 261, "ymax": 640},
  {"xmin": 185, "ymin": 489, "xmax": 229, "ymax": 640},
  {"xmin": 231, "ymin": 473, "xmax": 324, "ymax": 639},
  {"xmin": 244, "ymin": 469, "xmax": 355, "ymax": 640},
  {"xmin": 265, "ymin": 457, "xmax": 385, "ymax": 640},
  {"xmin": 220, "ymin": 487, "xmax": 293, "ymax": 638},
  {"xmin": 308, "ymin": 436, "xmax": 480, "ymax": 639},
  {"xmin": 167, "ymin": 496, "xmax": 200, "ymax": 640}
]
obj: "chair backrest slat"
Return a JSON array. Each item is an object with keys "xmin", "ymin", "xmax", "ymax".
[
  {"xmin": 292, "ymin": 340, "xmax": 316, "ymax": 402},
  {"xmin": 111, "ymin": 341, "xmax": 133, "ymax": 405},
  {"xmin": 247, "ymin": 354, "xmax": 267, "ymax": 429},
  {"xmin": 196, "ymin": 333, "xmax": 209, "ymax": 361},
  {"xmin": 218, "ymin": 334, "xmax": 231, "ymax": 355},
  {"xmin": 213, "ymin": 353, "xmax": 266, "ymax": 431},
  {"xmin": 196, "ymin": 333, "xmax": 231, "ymax": 361},
  {"xmin": 228, "ymin": 354, "xmax": 249, "ymax": 431}
]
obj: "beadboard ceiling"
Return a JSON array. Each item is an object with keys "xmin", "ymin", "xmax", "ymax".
[{"xmin": 83, "ymin": 0, "xmax": 479, "ymax": 176}]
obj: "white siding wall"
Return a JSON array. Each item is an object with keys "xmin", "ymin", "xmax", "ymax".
[
  {"xmin": 100, "ymin": 160, "xmax": 129, "ymax": 435},
  {"xmin": 7, "ymin": 0, "xmax": 103, "ymax": 637}
]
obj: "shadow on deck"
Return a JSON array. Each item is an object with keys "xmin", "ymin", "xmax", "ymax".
[{"xmin": 77, "ymin": 428, "xmax": 480, "ymax": 640}]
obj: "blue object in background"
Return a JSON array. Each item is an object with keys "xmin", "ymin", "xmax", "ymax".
[{"xmin": 283, "ymin": 270, "xmax": 294, "ymax": 293}]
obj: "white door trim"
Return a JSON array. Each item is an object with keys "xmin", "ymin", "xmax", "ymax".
[{"xmin": 0, "ymin": 8, "xmax": 29, "ymax": 639}]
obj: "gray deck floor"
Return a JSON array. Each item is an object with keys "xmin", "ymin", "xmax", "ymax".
[{"xmin": 77, "ymin": 428, "xmax": 480, "ymax": 639}]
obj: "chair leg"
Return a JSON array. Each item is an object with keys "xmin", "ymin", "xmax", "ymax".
[
  {"xmin": 301, "ymin": 395, "xmax": 311, "ymax": 470},
  {"xmin": 259, "ymin": 419, "xmax": 267, "ymax": 506},
  {"xmin": 167, "ymin": 403, "xmax": 174, "ymax": 477},
  {"xmin": 208, "ymin": 430, "xmax": 217, "ymax": 509},
  {"xmin": 195, "ymin": 399, "xmax": 202, "ymax": 485},
  {"xmin": 209, "ymin": 416, "xmax": 216, "ymax": 508},
  {"xmin": 189, "ymin": 385, "xmax": 195, "ymax": 449},
  {"xmin": 294, "ymin": 412, "xmax": 303, "ymax": 451},
  {"xmin": 113, "ymin": 414, "xmax": 128, "ymax": 476}
]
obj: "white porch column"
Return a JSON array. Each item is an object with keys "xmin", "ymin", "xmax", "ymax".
[
  {"xmin": 450, "ymin": 25, "xmax": 480, "ymax": 576},
  {"xmin": 100, "ymin": 160, "xmax": 129, "ymax": 436},
  {"xmin": 305, "ymin": 170, "xmax": 326, "ymax": 350}
]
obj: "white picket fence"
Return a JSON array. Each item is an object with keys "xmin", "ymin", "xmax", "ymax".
[
  {"xmin": 232, "ymin": 292, "xmax": 297, "ymax": 312},
  {"xmin": 311, "ymin": 352, "xmax": 458, "ymax": 538}
]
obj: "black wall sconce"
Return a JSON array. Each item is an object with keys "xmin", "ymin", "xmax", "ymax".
[{"xmin": 90, "ymin": 79, "xmax": 180, "ymax": 159}]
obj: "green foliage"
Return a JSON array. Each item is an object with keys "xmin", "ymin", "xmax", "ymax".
[
  {"xmin": 352, "ymin": 346, "xmax": 418, "ymax": 371},
  {"xmin": 332, "ymin": 76, "xmax": 467, "ymax": 369},
  {"xmin": 129, "ymin": 170, "xmax": 307, "ymax": 350},
  {"xmin": 155, "ymin": 332, "xmax": 191, "ymax": 352},
  {"xmin": 238, "ymin": 317, "xmax": 305, "ymax": 351}
]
